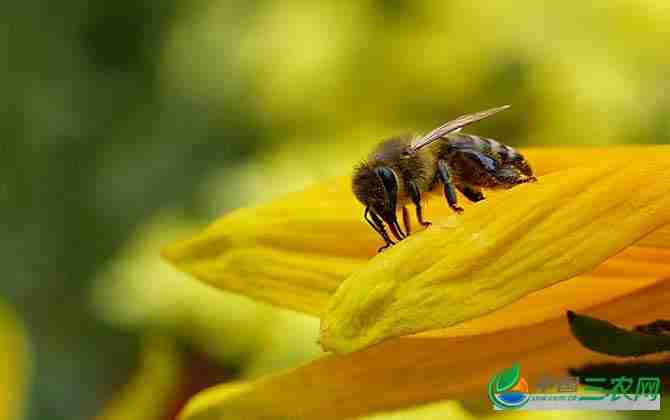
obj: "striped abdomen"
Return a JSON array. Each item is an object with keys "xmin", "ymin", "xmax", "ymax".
[{"xmin": 441, "ymin": 133, "xmax": 522, "ymax": 164}]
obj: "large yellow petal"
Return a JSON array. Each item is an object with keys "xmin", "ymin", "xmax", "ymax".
[
  {"xmin": 169, "ymin": 146, "xmax": 670, "ymax": 419},
  {"xmin": 178, "ymin": 278, "xmax": 670, "ymax": 420},
  {"xmin": 162, "ymin": 146, "xmax": 670, "ymax": 318},
  {"xmin": 320, "ymin": 152, "xmax": 670, "ymax": 353}
]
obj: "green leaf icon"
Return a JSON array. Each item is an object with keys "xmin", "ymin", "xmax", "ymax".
[{"xmin": 495, "ymin": 363, "xmax": 520, "ymax": 393}]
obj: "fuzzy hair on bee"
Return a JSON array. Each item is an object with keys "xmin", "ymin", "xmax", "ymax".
[{"xmin": 352, "ymin": 105, "xmax": 536, "ymax": 252}]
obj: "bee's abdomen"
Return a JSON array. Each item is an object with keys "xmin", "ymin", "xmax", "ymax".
[{"xmin": 445, "ymin": 133, "xmax": 520, "ymax": 163}]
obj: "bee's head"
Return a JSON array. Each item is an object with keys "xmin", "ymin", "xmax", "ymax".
[
  {"xmin": 352, "ymin": 163, "xmax": 404, "ymax": 239},
  {"xmin": 352, "ymin": 163, "xmax": 392, "ymax": 211}
]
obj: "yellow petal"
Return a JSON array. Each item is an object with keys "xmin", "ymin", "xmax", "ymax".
[
  {"xmin": 403, "ymin": 244, "xmax": 670, "ymax": 339},
  {"xmin": 0, "ymin": 303, "xmax": 29, "ymax": 420},
  {"xmin": 162, "ymin": 146, "xmax": 670, "ymax": 318},
  {"xmin": 178, "ymin": 381, "xmax": 252, "ymax": 420},
  {"xmin": 360, "ymin": 399, "xmax": 620, "ymax": 420},
  {"xmin": 161, "ymin": 176, "xmax": 368, "ymax": 317},
  {"xmin": 178, "ymin": 278, "xmax": 670, "ymax": 420},
  {"xmin": 94, "ymin": 336, "xmax": 182, "ymax": 420},
  {"xmin": 359, "ymin": 400, "xmax": 474, "ymax": 420},
  {"xmin": 320, "ymin": 152, "xmax": 670, "ymax": 353}
]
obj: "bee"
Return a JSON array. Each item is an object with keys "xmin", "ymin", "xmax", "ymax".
[{"xmin": 352, "ymin": 105, "xmax": 536, "ymax": 252}]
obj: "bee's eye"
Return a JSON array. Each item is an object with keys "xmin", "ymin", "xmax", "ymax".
[
  {"xmin": 374, "ymin": 167, "xmax": 396, "ymax": 194},
  {"xmin": 374, "ymin": 167, "xmax": 398, "ymax": 212}
]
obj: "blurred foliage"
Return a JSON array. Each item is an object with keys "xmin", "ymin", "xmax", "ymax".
[{"xmin": 1, "ymin": 0, "xmax": 669, "ymax": 419}]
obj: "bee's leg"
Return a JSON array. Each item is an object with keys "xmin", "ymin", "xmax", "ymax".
[
  {"xmin": 437, "ymin": 160, "xmax": 464, "ymax": 213},
  {"xmin": 365, "ymin": 206, "xmax": 395, "ymax": 251},
  {"xmin": 456, "ymin": 184, "xmax": 485, "ymax": 203},
  {"xmin": 371, "ymin": 214, "xmax": 396, "ymax": 251},
  {"xmin": 389, "ymin": 216, "xmax": 406, "ymax": 240},
  {"xmin": 407, "ymin": 181, "xmax": 431, "ymax": 227},
  {"xmin": 401, "ymin": 206, "xmax": 411, "ymax": 235}
]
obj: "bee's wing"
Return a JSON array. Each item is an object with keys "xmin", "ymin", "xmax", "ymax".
[{"xmin": 409, "ymin": 105, "xmax": 510, "ymax": 152}]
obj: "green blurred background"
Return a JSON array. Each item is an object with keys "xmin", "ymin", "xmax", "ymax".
[{"xmin": 2, "ymin": 1, "xmax": 669, "ymax": 419}]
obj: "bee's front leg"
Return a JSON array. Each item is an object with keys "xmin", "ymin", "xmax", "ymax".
[
  {"xmin": 364, "ymin": 206, "xmax": 395, "ymax": 252},
  {"xmin": 437, "ymin": 160, "xmax": 464, "ymax": 213}
]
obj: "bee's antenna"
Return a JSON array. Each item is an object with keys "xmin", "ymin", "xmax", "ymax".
[{"xmin": 410, "ymin": 105, "xmax": 510, "ymax": 153}]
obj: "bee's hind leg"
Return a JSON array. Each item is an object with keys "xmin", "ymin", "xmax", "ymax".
[
  {"xmin": 407, "ymin": 181, "xmax": 431, "ymax": 227},
  {"xmin": 456, "ymin": 184, "xmax": 485, "ymax": 203},
  {"xmin": 437, "ymin": 160, "xmax": 464, "ymax": 213}
]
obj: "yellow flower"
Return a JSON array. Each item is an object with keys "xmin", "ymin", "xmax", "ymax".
[
  {"xmin": 0, "ymin": 301, "xmax": 30, "ymax": 420},
  {"xmin": 162, "ymin": 146, "xmax": 670, "ymax": 419}
]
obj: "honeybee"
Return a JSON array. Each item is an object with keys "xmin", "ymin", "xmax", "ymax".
[{"xmin": 352, "ymin": 105, "xmax": 536, "ymax": 251}]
